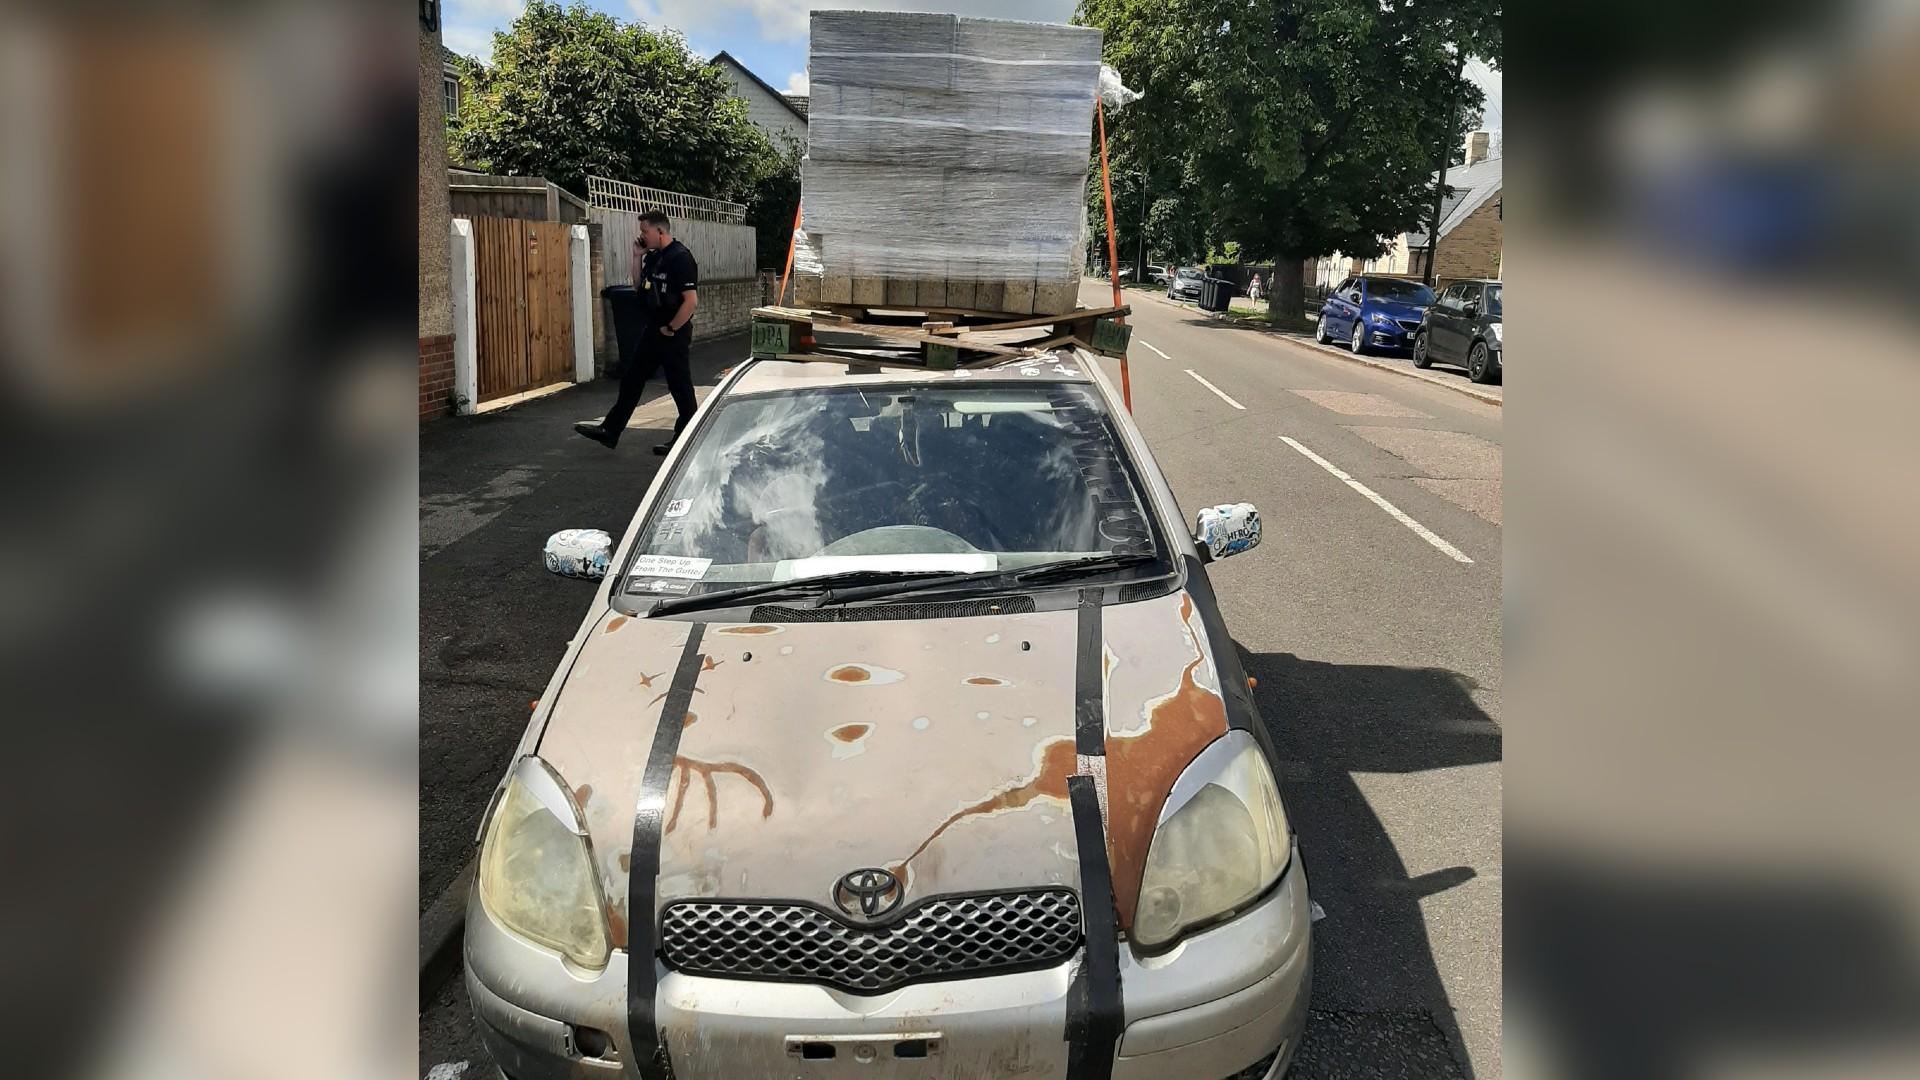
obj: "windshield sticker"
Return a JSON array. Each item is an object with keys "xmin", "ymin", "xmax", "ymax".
[
  {"xmin": 664, "ymin": 498, "xmax": 693, "ymax": 518},
  {"xmin": 627, "ymin": 577, "xmax": 694, "ymax": 596},
  {"xmin": 631, "ymin": 554, "xmax": 712, "ymax": 580}
]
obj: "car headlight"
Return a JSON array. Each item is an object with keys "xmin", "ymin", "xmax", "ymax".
[
  {"xmin": 1370, "ymin": 311, "xmax": 1394, "ymax": 325},
  {"xmin": 479, "ymin": 756, "xmax": 611, "ymax": 971},
  {"xmin": 1489, "ymin": 323, "xmax": 1502, "ymax": 343},
  {"xmin": 1133, "ymin": 731, "xmax": 1291, "ymax": 951}
]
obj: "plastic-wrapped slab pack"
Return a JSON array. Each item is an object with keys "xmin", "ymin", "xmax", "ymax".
[{"xmin": 792, "ymin": 11, "xmax": 1103, "ymax": 316}]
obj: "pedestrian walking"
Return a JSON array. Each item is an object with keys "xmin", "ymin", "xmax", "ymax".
[
  {"xmin": 575, "ymin": 211, "xmax": 700, "ymax": 455},
  {"xmin": 1248, "ymin": 273, "xmax": 1264, "ymax": 302}
]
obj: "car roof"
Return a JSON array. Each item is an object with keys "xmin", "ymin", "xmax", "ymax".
[{"xmin": 723, "ymin": 351, "xmax": 1101, "ymax": 397}]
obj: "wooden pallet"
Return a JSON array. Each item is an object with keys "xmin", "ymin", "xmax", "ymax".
[
  {"xmin": 793, "ymin": 272, "xmax": 1081, "ymax": 319},
  {"xmin": 750, "ymin": 303, "xmax": 1133, "ymax": 370}
]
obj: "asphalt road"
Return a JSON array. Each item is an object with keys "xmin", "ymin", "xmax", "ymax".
[
  {"xmin": 420, "ymin": 290, "xmax": 1503, "ymax": 1079},
  {"xmin": 1087, "ymin": 280, "xmax": 1503, "ymax": 1079}
]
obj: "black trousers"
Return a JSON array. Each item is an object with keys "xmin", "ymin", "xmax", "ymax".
[{"xmin": 602, "ymin": 324, "xmax": 695, "ymax": 440}]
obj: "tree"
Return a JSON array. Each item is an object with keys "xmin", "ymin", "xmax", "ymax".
[
  {"xmin": 745, "ymin": 135, "xmax": 804, "ymax": 273},
  {"xmin": 1077, "ymin": 0, "xmax": 1500, "ymax": 319},
  {"xmin": 450, "ymin": 1, "xmax": 773, "ymax": 203}
]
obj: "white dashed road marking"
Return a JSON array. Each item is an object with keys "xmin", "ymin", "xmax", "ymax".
[
  {"xmin": 1139, "ymin": 340, "xmax": 1172, "ymax": 360},
  {"xmin": 1184, "ymin": 369, "xmax": 1246, "ymax": 411},
  {"xmin": 1278, "ymin": 436, "xmax": 1474, "ymax": 564}
]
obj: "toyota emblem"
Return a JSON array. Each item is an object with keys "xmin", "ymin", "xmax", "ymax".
[{"xmin": 833, "ymin": 868, "xmax": 903, "ymax": 918}]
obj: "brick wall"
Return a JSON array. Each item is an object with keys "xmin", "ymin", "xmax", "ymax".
[
  {"xmin": 698, "ymin": 278, "xmax": 759, "ymax": 339},
  {"xmin": 419, "ymin": 334, "xmax": 455, "ymax": 419},
  {"xmin": 1433, "ymin": 195, "xmax": 1503, "ymax": 285}
]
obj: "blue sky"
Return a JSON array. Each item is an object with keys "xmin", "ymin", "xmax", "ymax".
[{"xmin": 443, "ymin": 1, "xmax": 1500, "ymax": 131}]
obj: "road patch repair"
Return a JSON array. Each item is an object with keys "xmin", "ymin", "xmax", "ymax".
[
  {"xmin": 1288, "ymin": 388, "xmax": 1433, "ymax": 418},
  {"xmin": 1279, "ymin": 436, "xmax": 1475, "ymax": 563},
  {"xmin": 1344, "ymin": 425, "xmax": 1502, "ymax": 526}
]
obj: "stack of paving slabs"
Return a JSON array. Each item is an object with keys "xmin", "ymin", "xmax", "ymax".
[{"xmin": 792, "ymin": 11, "xmax": 1102, "ymax": 317}]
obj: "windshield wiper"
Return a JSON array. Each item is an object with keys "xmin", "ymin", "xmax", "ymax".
[
  {"xmin": 644, "ymin": 569, "xmax": 962, "ymax": 617},
  {"xmin": 815, "ymin": 552, "xmax": 1162, "ymax": 606}
]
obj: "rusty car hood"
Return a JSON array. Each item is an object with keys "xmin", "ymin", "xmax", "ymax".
[{"xmin": 535, "ymin": 589, "xmax": 1230, "ymax": 950}]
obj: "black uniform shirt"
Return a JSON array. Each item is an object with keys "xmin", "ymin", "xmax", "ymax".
[{"xmin": 640, "ymin": 239, "xmax": 699, "ymax": 328}]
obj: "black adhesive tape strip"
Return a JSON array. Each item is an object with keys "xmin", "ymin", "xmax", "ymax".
[
  {"xmin": 628, "ymin": 624, "xmax": 706, "ymax": 1080},
  {"xmin": 1075, "ymin": 587, "xmax": 1107, "ymax": 757},
  {"xmin": 1066, "ymin": 774, "xmax": 1122, "ymax": 1080}
]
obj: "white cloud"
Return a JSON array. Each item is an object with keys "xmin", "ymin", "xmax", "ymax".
[
  {"xmin": 448, "ymin": 0, "xmax": 526, "ymax": 18},
  {"xmin": 1466, "ymin": 58, "xmax": 1503, "ymax": 134},
  {"xmin": 442, "ymin": 23, "xmax": 499, "ymax": 63},
  {"xmin": 783, "ymin": 70, "xmax": 809, "ymax": 95}
]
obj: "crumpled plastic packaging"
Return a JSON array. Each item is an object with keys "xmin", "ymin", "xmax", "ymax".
[
  {"xmin": 1195, "ymin": 503, "xmax": 1263, "ymax": 561},
  {"xmin": 1099, "ymin": 65, "xmax": 1142, "ymax": 111},
  {"xmin": 543, "ymin": 529, "xmax": 612, "ymax": 580}
]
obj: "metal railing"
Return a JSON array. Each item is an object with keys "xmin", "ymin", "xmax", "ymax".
[{"xmin": 586, "ymin": 175, "xmax": 746, "ymax": 224}]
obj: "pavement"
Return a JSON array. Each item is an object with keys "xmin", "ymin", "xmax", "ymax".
[
  {"xmin": 420, "ymin": 331, "xmax": 743, "ymax": 917},
  {"xmin": 419, "ymin": 286, "xmax": 1502, "ymax": 1079}
]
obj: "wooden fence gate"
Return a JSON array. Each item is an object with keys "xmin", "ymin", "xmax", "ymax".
[{"xmin": 470, "ymin": 216, "xmax": 574, "ymax": 402}]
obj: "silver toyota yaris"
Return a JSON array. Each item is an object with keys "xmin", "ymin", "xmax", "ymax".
[{"xmin": 464, "ymin": 348, "xmax": 1313, "ymax": 1079}]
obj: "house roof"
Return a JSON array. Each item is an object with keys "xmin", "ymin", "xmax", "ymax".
[
  {"xmin": 711, "ymin": 51, "xmax": 809, "ymax": 125},
  {"xmin": 1406, "ymin": 154, "xmax": 1502, "ymax": 248},
  {"xmin": 785, "ymin": 93, "xmax": 810, "ymax": 118}
]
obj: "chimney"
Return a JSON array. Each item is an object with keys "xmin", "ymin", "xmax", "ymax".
[{"xmin": 1464, "ymin": 130, "xmax": 1491, "ymax": 165}]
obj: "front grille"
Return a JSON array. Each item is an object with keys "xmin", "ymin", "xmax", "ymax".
[
  {"xmin": 1395, "ymin": 319, "xmax": 1421, "ymax": 334},
  {"xmin": 661, "ymin": 889, "xmax": 1083, "ymax": 994},
  {"xmin": 752, "ymin": 596, "xmax": 1034, "ymax": 622}
]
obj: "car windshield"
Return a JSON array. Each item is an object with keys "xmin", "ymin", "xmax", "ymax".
[
  {"xmin": 620, "ymin": 382, "xmax": 1163, "ymax": 601},
  {"xmin": 1484, "ymin": 284, "xmax": 1502, "ymax": 315},
  {"xmin": 1366, "ymin": 279, "xmax": 1435, "ymax": 304},
  {"xmin": 1175, "ymin": 268, "xmax": 1203, "ymax": 280}
]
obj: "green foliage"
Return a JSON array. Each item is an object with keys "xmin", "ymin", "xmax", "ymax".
[
  {"xmin": 450, "ymin": 1, "xmax": 774, "ymax": 203},
  {"xmin": 744, "ymin": 135, "xmax": 804, "ymax": 271},
  {"xmin": 1076, "ymin": 0, "xmax": 1500, "ymax": 310}
]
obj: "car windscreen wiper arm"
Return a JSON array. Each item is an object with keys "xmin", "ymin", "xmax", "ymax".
[
  {"xmin": 815, "ymin": 552, "xmax": 1161, "ymax": 606},
  {"xmin": 645, "ymin": 569, "xmax": 960, "ymax": 617}
]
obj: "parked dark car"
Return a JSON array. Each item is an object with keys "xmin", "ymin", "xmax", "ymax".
[
  {"xmin": 1414, "ymin": 279, "xmax": 1502, "ymax": 384},
  {"xmin": 1314, "ymin": 275, "xmax": 1436, "ymax": 355}
]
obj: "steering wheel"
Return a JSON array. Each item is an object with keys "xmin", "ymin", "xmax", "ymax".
[{"xmin": 817, "ymin": 525, "xmax": 976, "ymax": 557}]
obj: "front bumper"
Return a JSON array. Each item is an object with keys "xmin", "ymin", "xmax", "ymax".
[
  {"xmin": 465, "ymin": 852, "xmax": 1312, "ymax": 1080},
  {"xmin": 1366, "ymin": 322, "xmax": 1418, "ymax": 350}
]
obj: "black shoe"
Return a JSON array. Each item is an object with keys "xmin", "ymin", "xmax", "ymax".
[
  {"xmin": 651, "ymin": 442, "xmax": 673, "ymax": 456},
  {"xmin": 574, "ymin": 422, "xmax": 617, "ymax": 449}
]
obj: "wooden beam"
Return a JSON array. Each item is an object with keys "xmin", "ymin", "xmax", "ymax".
[{"xmin": 937, "ymin": 304, "xmax": 1131, "ymax": 335}]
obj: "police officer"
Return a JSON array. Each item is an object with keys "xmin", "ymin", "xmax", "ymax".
[{"xmin": 575, "ymin": 210, "xmax": 700, "ymax": 455}]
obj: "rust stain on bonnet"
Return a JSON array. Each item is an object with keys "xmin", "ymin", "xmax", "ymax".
[
  {"xmin": 831, "ymin": 723, "xmax": 872, "ymax": 743},
  {"xmin": 573, "ymin": 783, "xmax": 593, "ymax": 807},
  {"xmin": 893, "ymin": 737, "xmax": 1077, "ymax": 879},
  {"xmin": 824, "ymin": 663, "xmax": 905, "ymax": 685},
  {"xmin": 606, "ymin": 904, "xmax": 628, "ymax": 949},
  {"xmin": 604, "ymin": 615, "xmax": 629, "ymax": 634},
  {"xmin": 965, "ymin": 675, "xmax": 1009, "ymax": 687},
  {"xmin": 714, "ymin": 625, "xmax": 781, "ymax": 636},
  {"xmin": 1103, "ymin": 593, "xmax": 1229, "ymax": 928},
  {"xmin": 667, "ymin": 757, "xmax": 774, "ymax": 832}
]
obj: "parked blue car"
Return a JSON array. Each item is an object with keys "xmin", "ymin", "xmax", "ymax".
[{"xmin": 1314, "ymin": 275, "xmax": 1437, "ymax": 355}]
